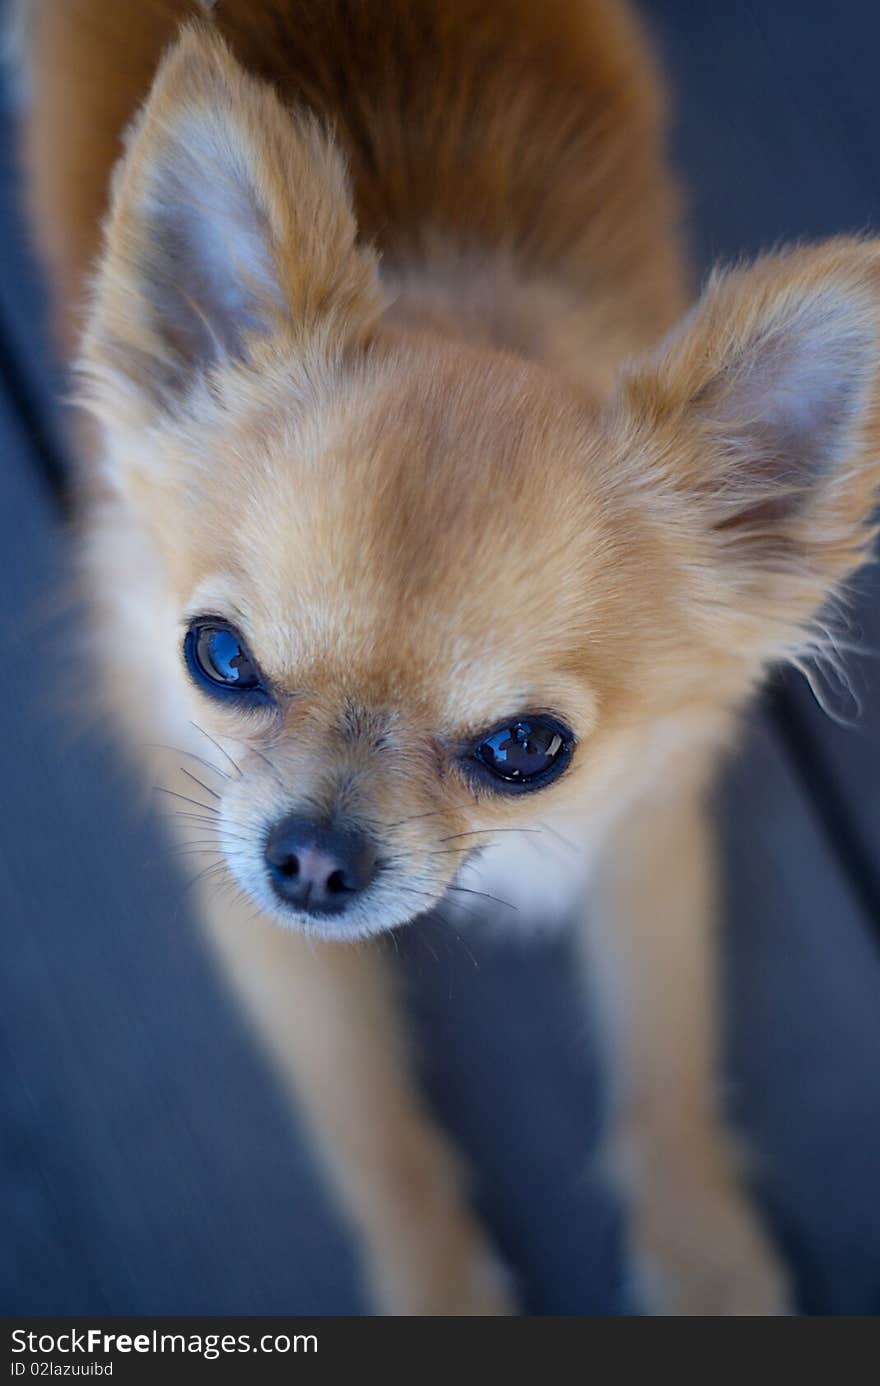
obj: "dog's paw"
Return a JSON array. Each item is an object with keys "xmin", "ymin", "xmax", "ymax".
[
  {"xmin": 628, "ymin": 1182, "xmax": 792, "ymax": 1316},
  {"xmin": 368, "ymin": 1214, "xmax": 518, "ymax": 1316}
]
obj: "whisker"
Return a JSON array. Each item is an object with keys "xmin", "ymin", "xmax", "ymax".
[
  {"xmin": 398, "ymin": 885, "xmax": 443, "ymax": 904},
  {"xmin": 173, "ymin": 833, "xmax": 254, "ymax": 851},
  {"xmin": 154, "ymin": 786, "xmax": 219, "ymax": 814},
  {"xmin": 423, "ymin": 847, "xmax": 482, "ymax": 859},
  {"xmin": 536, "ymin": 821, "xmax": 578, "ymax": 854},
  {"xmin": 446, "ymin": 884, "xmax": 518, "ymax": 912},
  {"xmin": 172, "ymin": 833, "xmax": 252, "ymax": 850},
  {"xmin": 189, "ymin": 720, "xmax": 242, "ymax": 778},
  {"xmin": 179, "ymin": 767, "xmax": 222, "ymax": 801},
  {"xmin": 384, "ymin": 808, "xmax": 450, "ymax": 832},
  {"xmin": 178, "ymin": 859, "xmax": 229, "ymax": 902},
  {"xmin": 439, "ymin": 826, "xmax": 543, "ymax": 844},
  {"xmin": 431, "ymin": 910, "xmax": 480, "ymax": 970},
  {"xmin": 244, "ymin": 741, "xmax": 286, "ymax": 787},
  {"xmin": 146, "ymin": 743, "xmax": 230, "ymax": 781},
  {"xmin": 171, "ymin": 809, "xmax": 255, "ymax": 833},
  {"xmin": 377, "ymin": 928, "xmax": 403, "ymax": 962},
  {"xmin": 398, "ymin": 884, "xmax": 483, "ymax": 921},
  {"xmin": 410, "ymin": 922, "xmax": 440, "ymax": 963}
]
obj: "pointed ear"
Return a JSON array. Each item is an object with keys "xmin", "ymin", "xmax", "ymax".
[
  {"xmin": 80, "ymin": 25, "xmax": 380, "ymax": 419},
  {"xmin": 615, "ymin": 239, "xmax": 880, "ymax": 655}
]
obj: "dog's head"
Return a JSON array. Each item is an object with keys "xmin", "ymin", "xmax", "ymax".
[{"xmin": 79, "ymin": 30, "xmax": 880, "ymax": 938}]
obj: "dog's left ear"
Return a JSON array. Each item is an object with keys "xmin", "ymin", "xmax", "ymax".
[
  {"xmin": 80, "ymin": 25, "xmax": 380, "ymax": 422},
  {"xmin": 614, "ymin": 239, "xmax": 880, "ymax": 657}
]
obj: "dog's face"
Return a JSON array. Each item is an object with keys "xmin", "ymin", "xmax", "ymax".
[
  {"xmin": 101, "ymin": 332, "xmax": 692, "ymax": 937},
  {"xmin": 80, "ymin": 31, "xmax": 880, "ymax": 938}
]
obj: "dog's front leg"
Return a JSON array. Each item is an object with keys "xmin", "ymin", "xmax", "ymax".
[
  {"xmin": 198, "ymin": 888, "xmax": 514, "ymax": 1315},
  {"xmin": 579, "ymin": 779, "xmax": 790, "ymax": 1315}
]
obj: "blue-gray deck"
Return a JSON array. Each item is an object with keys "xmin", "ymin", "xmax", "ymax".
[
  {"xmin": 649, "ymin": 0, "xmax": 880, "ymax": 917},
  {"xmin": 1, "ymin": 0, "xmax": 879, "ymax": 1315}
]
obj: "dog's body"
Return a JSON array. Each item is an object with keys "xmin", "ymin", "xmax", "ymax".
[{"xmin": 19, "ymin": 0, "xmax": 880, "ymax": 1313}]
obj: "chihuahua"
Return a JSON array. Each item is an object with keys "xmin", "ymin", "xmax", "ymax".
[{"xmin": 18, "ymin": 0, "xmax": 880, "ymax": 1313}]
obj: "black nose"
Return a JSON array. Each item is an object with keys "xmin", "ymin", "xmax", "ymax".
[{"xmin": 264, "ymin": 816, "xmax": 379, "ymax": 915}]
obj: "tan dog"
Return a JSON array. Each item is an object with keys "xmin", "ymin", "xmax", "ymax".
[{"xmin": 18, "ymin": 0, "xmax": 880, "ymax": 1314}]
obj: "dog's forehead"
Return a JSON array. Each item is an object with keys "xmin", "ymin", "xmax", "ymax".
[
  {"xmin": 187, "ymin": 342, "xmax": 617, "ymax": 726},
  {"xmin": 193, "ymin": 563, "xmax": 599, "ymax": 735},
  {"xmin": 192, "ymin": 527, "xmax": 597, "ymax": 731}
]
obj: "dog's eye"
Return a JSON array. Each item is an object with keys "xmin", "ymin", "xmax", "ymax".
[
  {"xmin": 470, "ymin": 716, "xmax": 572, "ymax": 791},
  {"xmin": 184, "ymin": 619, "xmax": 265, "ymax": 697}
]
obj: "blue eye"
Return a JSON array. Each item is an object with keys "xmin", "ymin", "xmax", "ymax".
[
  {"xmin": 471, "ymin": 716, "xmax": 572, "ymax": 791},
  {"xmin": 184, "ymin": 619, "xmax": 266, "ymax": 698}
]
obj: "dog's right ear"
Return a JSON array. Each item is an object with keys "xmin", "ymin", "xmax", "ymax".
[{"xmin": 80, "ymin": 25, "xmax": 379, "ymax": 423}]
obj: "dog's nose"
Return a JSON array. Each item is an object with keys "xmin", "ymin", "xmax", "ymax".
[{"xmin": 264, "ymin": 816, "xmax": 378, "ymax": 915}]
